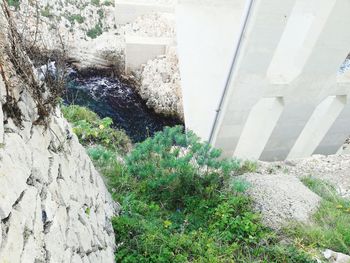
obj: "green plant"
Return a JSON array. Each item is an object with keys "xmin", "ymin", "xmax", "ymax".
[
  {"xmin": 100, "ymin": 126, "xmax": 315, "ymax": 262},
  {"xmin": 102, "ymin": 0, "xmax": 113, "ymax": 6},
  {"xmin": 287, "ymin": 177, "xmax": 350, "ymax": 254},
  {"xmin": 237, "ymin": 160, "xmax": 258, "ymax": 175},
  {"xmin": 66, "ymin": 13, "xmax": 85, "ymax": 24},
  {"xmin": 97, "ymin": 9, "xmax": 104, "ymax": 19},
  {"xmin": 91, "ymin": 0, "xmax": 100, "ymax": 6},
  {"xmin": 41, "ymin": 4, "xmax": 54, "ymax": 18},
  {"xmin": 62, "ymin": 105, "xmax": 131, "ymax": 154},
  {"xmin": 6, "ymin": 0, "xmax": 21, "ymax": 10},
  {"xmin": 86, "ymin": 22, "xmax": 103, "ymax": 39},
  {"xmin": 61, "ymin": 102, "xmax": 316, "ymax": 262}
]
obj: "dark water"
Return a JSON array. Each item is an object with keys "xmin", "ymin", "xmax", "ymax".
[{"xmin": 63, "ymin": 72, "xmax": 183, "ymax": 142}]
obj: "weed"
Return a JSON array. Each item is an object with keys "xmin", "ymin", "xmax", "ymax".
[
  {"xmin": 6, "ymin": 0, "xmax": 20, "ymax": 10},
  {"xmin": 86, "ymin": 22, "xmax": 103, "ymax": 39},
  {"xmin": 62, "ymin": 105, "xmax": 131, "ymax": 154},
  {"xmin": 287, "ymin": 177, "xmax": 350, "ymax": 254}
]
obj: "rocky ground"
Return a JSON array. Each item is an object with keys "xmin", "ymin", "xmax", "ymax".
[
  {"xmin": 10, "ymin": 0, "xmax": 184, "ymax": 119},
  {"xmin": 240, "ymin": 154, "xmax": 350, "ymax": 262},
  {"xmin": 241, "ymin": 154, "xmax": 350, "ymax": 228},
  {"xmin": 0, "ymin": 10, "xmax": 117, "ymax": 261}
]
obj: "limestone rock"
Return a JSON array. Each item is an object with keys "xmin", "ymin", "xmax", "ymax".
[
  {"xmin": 240, "ymin": 173, "xmax": 321, "ymax": 230},
  {"xmin": 257, "ymin": 154, "xmax": 350, "ymax": 198},
  {"xmin": 137, "ymin": 47, "xmax": 184, "ymax": 120},
  {"xmin": 324, "ymin": 249, "xmax": 350, "ymax": 263},
  {"xmin": 0, "ymin": 59, "xmax": 116, "ymax": 263}
]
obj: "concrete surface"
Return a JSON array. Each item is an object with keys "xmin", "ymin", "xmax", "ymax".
[
  {"xmin": 125, "ymin": 35, "xmax": 173, "ymax": 73},
  {"xmin": 176, "ymin": 0, "xmax": 350, "ymax": 161}
]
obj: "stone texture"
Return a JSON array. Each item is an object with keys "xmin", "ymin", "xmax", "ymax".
[
  {"xmin": 257, "ymin": 154, "xmax": 350, "ymax": 198},
  {"xmin": 324, "ymin": 249, "xmax": 350, "ymax": 263},
  {"xmin": 0, "ymin": 73, "xmax": 116, "ymax": 263},
  {"xmin": 136, "ymin": 47, "xmax": 184, "ymax": 120},
  {"xmin": 240, "ymin": 173, "xmax": 321, "ymax": 230}
]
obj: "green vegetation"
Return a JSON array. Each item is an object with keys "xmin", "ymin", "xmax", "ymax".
[
  {"xmin": 91, "ymin": 0, "xmax": 100, "ymax": 6},
  {"xmin": 102, "ymin": 0, "xmax": 114, "ymax": 6},
  {"xmin": 85, "ymin": 207, "xmax": 91, "ymax": 216},
  {"xmin": 62, "ymin": 105, "xmax": 131, "ymax": 154},
  {"xmin": 64, "ymin": 105, "xmax": 315, "ymax": 262},
  {"xmin": 97, "ymin": 9, "xmax": 104, "ymax": 19},
  {"xmin": 41, "ymin": 4, "xmax": 54, "ymax": 18},
  {"xmin": 6, "ymin": 0, "xmax": 21, "ymax": 10},
  {"xmin": 287, "ymin": 177, "xmax": 350, "ymax": 255},
  {"xmin": 86, "ymin": 22, "xmax": 103, "ymax": 39},
  {"xmin": 66, "ymin": 13, "xmax": 85, "ymax": 25}
]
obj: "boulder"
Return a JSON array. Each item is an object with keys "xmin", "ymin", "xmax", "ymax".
[{"xmin": 241, "ymin": 173, "xmax": 321, "ymax": 230}]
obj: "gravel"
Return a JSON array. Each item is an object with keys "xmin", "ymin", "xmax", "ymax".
[
  {"xmin": 240, "ymin": 173, "xmax": 321, "ymax": 230},
  {"xmin": 256, "ymin": 154, "xmax": 350, "ymax": 198}
]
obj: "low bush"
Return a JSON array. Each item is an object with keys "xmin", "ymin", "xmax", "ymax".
[
  {"xmin": 62, "ymin": 105, "xmax": 131, "ymax": 154},
  {"xmin": 98, "ymin": 126, "xmax": 314, "ymax": 262},
  {"xmin": 66, "ymin": 14, "xmax": 85, "ymax": 25},
  {"xmin": 41, "ymin": 4, "xmax": 54, "ymax": 18},
  {"xmin": 91, "ymin": 0, "xmax": 100, "ymax": 6},
  {"xmin": 63, "ymin": 105, "xmax": 315, "ymax": 262},
  {"xmin": 86, "ymin": 22, "xmax": 103, "ymax": 39},
  {"xmin": 6, "ymin": 0, "xmax": 20, "ymax": 10}
]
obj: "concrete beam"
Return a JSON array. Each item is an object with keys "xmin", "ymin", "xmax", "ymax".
[
  {"xmin": 125, "ymin": 36, "xmax": 173, "ymax": 73},
  {"xmin": 176, "ymin": 0, "xmax": 350, "ymax": 161},
  {"xmin": 115, "ymin": 1, "xmax": 174, "ymax": 24}
]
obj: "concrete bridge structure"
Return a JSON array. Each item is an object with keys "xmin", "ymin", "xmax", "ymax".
[
  {"xmin": 176, "ymin": 0, "xmax": 350, "ymax": 161},
  {"xmin": 116, "ymin": 0, "xmax": 350, "ymax": 161}
]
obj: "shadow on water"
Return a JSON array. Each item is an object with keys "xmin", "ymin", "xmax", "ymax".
[{"xmin": 63, "ymin": 71, "xmax": 183, "ymax": 142}]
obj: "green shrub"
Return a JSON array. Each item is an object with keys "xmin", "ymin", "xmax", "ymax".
[
  {"xmin": 41, "ymin": 4, "xmax": 53, "ymax": 18},
  {"xmin": 6, "ymin": 0, "xmax": 21, "ymax": 10},
  {"xmin": 91, "ymin": 0, "xmax": 100, "ymax": 6},
  {"xmin": 86, "ymin": 22, "xmax": 103, "ymax": 39},
  {"xmin": 104, "ymin": 126, "xmax": 315, "ymax": 262},
  {"xmin": 62, "ymin": 105, "xmax": 131, "ymax": 154},
  {"xmin": 237, "ymin": 160, "xmax": 258, "ymax": 174},
  {"xmin": 126, "ymin": 126, "xmax": 240, "ymax": 209},
  {"xmin": 97, "ymin": 9, "xmax": 104, "ymax": 19},
  {"xmin": 102, "ymin": 0, "xmax": 114, "ymax": 6},
  {"xmin": 287, "ymin": 177, "xmax": 350, "ymax": 255},
  {"xmin": 66, "ymin": 14, "xmax": 85, "ymax": 24}
]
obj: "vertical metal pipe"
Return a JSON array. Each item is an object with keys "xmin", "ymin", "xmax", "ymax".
[{"xmin": 208, "ymin": 0, "xmax": 255, "ymax": 144}]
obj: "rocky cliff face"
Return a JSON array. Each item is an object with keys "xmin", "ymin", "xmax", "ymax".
[
  {"xmin": 0, "ymin": 98, "xmax": 117, "ymax": 263},
  {"xmin": 0, "ymin": 5, "xmax": 116, "ymax": 263}
]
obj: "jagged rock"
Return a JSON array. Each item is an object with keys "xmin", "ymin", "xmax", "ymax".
[
  {"xmin": 241, "ymin": 174, "xmax": 321, "ymax": 230},
  {"xmin": 257, "ymin": 154, "xmax": 350, "ymax": 198},
  {"xmin": 324, "ymin": 249, "xmax": 350, "ymax": 263},
  {"xmin": 0, "ymin": 26, "xmax": 116, "ymax": 263},
  {"xmin": 137, "ymin": 47, "xmax": 184, "ymax": 120}
]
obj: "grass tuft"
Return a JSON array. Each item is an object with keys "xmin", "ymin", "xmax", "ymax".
[{"xmin": 287, "ymin": 176, "xmax": 350, "ymax": 255}]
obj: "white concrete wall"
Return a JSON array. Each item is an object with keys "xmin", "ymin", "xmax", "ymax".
[
  {"xmin": 176, "ymin": 0, "xmax": 247, "ymax": 140},
  {"xmin": 125, "ymin": 36, "xmax": 173, "ymax": 73},
  {"xmin": 115, "ymin": 1, "xmax": 174, "ymax": 24},
  {"xmin": 176, "ymin": 0, "xmax": 350, "ymax": 161}
]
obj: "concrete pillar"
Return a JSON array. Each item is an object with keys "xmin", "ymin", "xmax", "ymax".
[
  {"xmin": 175, "ymin": 0, "xmax": 247, "ymax": 140},
  {"xmin": 211, "ymin": 0, "xmax": 298, "ymax": 158},
  {"xmin": 125, "ymin": 36, "xmax": 173, "ymax": 73},
  {"xmin": 176, "ymin": 0, "xmax": 350, "ymax": 161},
  {"xmin": 260, "ymin": 0, "xmax": 350, "ymax": 160}
]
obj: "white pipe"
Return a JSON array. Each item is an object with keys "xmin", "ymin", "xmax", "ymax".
[{"xmin": 208, "ymin": 0, "xmax": 255, "ymax": 144}]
